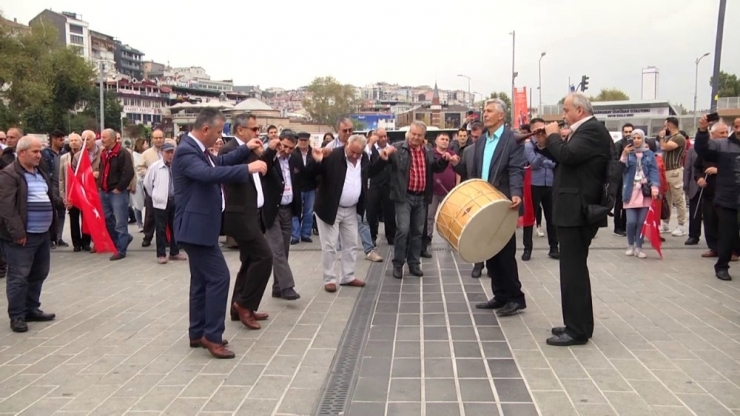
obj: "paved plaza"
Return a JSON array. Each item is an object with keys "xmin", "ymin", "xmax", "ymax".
[{"xmin": 0, "ymin": 221, "xmax": 739, "ymax": 416}]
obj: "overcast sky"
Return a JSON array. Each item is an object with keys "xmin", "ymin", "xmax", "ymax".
[{"xmin": 3, "ymin": 0, "xmax": 738, "ymax": 110}]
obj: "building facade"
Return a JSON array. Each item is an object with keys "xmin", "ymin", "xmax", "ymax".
[
  {"xmin": 114, "ymin": 41, "xmax": 144, "ymax": 80},
  {"xmin": 29, "ymin": 10, "xmax": 90, "ymax": 59},
  {"xmin": 89, "ymin": 30, "xmax": 117, "ymax": 78},
  {"xmin": 103, "ymin": 78, "xmax": 168, "ymax": 127},
  {"xmin": 641, "ymin": 67, "xmax": 659, "ymax": 100},
  {"xmin": 0, "ymin": 16, "xmax": 31, "ymax": 37}
]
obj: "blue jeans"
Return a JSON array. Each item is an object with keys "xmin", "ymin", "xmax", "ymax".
[
  {"xmin": 626, "ymin": 207, "xmax": 649, "ymax": 248},
  {"xmin": 100, "ymin": 190, "xmax": 132, "ymax": 255},
  {"xmin": 291, "ymin": 190, "xmax": 316, "ymax": 240}
]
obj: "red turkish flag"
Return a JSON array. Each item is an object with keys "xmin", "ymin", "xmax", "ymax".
[
  {"xmin": 68, "ymin": 148, "xmax": 118, "ymax": 254},
  {"xmin": 517, "ymin": 167, "xmax": 535, "ymax": 228},
  {"xmin": 640, "ymin": 198, "xmax": 663, "ymax": 259}
]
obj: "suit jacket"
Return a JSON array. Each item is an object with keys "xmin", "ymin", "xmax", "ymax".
[
  {"xmin": 684, "ymin": 147, "xmax": 700, "ymax": 200},
  {"xmin": 290, "ymin": 147, "xmax": 318, "ymax": 191},
  {"xmin": 537, "ymin": 117, "xmax": 612, "ymax": 227},
  {"xmin": 310, "ymin": 147, "xmax": 383, "ymax": 226},
  {"xmin": 261, "ymin": 148, "xmax": 303, "ymax": 228},
  {"xmin": 218, "ymin": 137, "xmax": 269, "ymax": 240},
  {"xmin": 368, "ymin": 145, "xmax": 394, "ymax": 189},
  {"xmin": 371, "ymin": 140, "xmax": 448, "ymax": 204},
  {"xmin": 453, "ymin": 126, "xmax": 525, "ymax": 214},
  {"xmin": 172, "ymin": 134, "xmax": 253, "ymax": 246}
]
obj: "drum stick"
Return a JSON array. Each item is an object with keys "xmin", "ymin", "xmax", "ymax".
[{"xmin": 435, "ymin": 178, "xmax": 450, "ymax": 194}]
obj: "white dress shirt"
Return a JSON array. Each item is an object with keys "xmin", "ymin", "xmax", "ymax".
[
  {"xmin": 189, "ymin": 134, "xmax": 226, "ymax": 211},
  {"xmin": 339, "ymin": 156, "xmax": 362, "ymax": 208},
  {"xmin": 278, "ymin": 156, "xmax": 293, "ymax": 205},
  {"xmin": 568, "ymin": 115, "xmax": 594, "ymax": 139},
  {"xmin": 234, "ymin": 137, "xmax": 264, "ymax": 208}
]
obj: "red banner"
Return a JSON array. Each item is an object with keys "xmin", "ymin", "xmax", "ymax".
[{"xmin": 513, "ymin": 87, "xmax": 529, "ymax": 129}]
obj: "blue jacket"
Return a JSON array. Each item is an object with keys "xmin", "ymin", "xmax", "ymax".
[
  {"xmin": 621, "ymin": 150, "xmax": 660, "ymax": 202},
  {"xmin": 524, "ymin": 140, "xmax": 555, "ymax": 186},
  {"xmin": 172, "ymin": 135, "xmax": 253, "ymax": 246}
]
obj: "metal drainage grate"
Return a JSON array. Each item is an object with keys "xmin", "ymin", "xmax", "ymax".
[{"xmin": 315, "ymin": 248, "xmax": 387, "ymax": 415}]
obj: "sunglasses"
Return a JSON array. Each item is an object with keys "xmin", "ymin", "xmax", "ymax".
[{"xmin": 341, "ymin": 128, "xmax": 353, "ymax": 133}]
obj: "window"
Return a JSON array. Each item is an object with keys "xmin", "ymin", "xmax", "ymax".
[
  {"xmin": 70, "ymin": 35, "xmax": 84, "ymax": 45},
  {"xmin": 69, "ymin": 24, "xmax": 83, "ymax": 34}
]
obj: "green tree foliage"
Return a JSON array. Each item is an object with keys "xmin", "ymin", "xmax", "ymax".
[
  {"xmin": 301, "ymin": 76, "xmax": 358, "ymax": 126},
  {"xmin": 488, "ymin": 92, "xmax": 513, "ymax": 125},
  {"xmin": 351, "ymin": 119, "xmax": 367, "ymax": 131},
  {"xmin": 0, "ymin": 19, "xmax": 95, "ymax": 132},
  {"xmin": 592, "ymin": 88, "xmax": 629, "ymax": 102},
  {"xmin": 710, "ymin": 71, "xmax": 740, "ymax": 97}
]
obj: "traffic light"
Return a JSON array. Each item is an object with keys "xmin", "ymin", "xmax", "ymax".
[{"xmin": 580, "ymin": 75, "xmax": 589, "ymax": 92}]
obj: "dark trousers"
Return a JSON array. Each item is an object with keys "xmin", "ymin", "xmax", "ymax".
[
  {"xmin": 181, "ymin": 242, "xmax": 231, "ymax": 343},
  {"xmin": 688, "ymin": 193, "xmax": 703, "ymax": 240},
  {"xmin": 613, "ymin": 181, "xmax": 626, "ymax": 232},
  {"xmin": 556, "ymin": 225, "xmax": 598, "ymax": 340},
  {"xmin": 702, "ymin": 197, "xmax": 719, "ymax": 251},
  {"xmin": 0, "ymin": 253, "xmax": 6, "ymax": 278},
  {"xmin": 714, "ymin": 206, "xmax": 740, "ymax": 272},
  {"xmin": 367, "ymin": 184, "xmax": 396, "ymax": 244},
  {"xmin": 68, "ymin": 207, "xmax": 91, "ymax": 249},
  {"xmin": 230, "ymin": 223, "xmax": 273, "ymax": 312},
  {"xmin": 143, "ymin": 194, "xmax": 155, "ymax": 242},
  {"xmin": 523, "ymin": 185, "xmax": 557, "ymax": 251},
  {"xmin": 3, "ymin": 232, "xmax": 51, "ymax": 320},
  {"xmin": 266, "ymin": 207, "xmax": 296, "ymax": 293},
  {"xmin": 485, "ymin": 235, "xmax": 525, "ymax": 306},
  {"xmin": 154, "ymin": 201, "xmax": 179, "ymax": 258},
  {"xmin": 393, "ymin": 193, "xmax": 426, "ymax": 267},
  {"xmin": 50, "ymin": 206, "xmax": 66, "ymax": 243}
]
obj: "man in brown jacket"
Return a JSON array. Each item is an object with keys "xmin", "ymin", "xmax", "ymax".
[{"xmin": 0, "ymin": 136, "xmax": 62, "ymax": 333}]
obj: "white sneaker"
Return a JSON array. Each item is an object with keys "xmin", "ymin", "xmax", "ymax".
[
  {"xmin": 660, "ymin": 223, "xmax": 671, "ymax": 233},
  {"xmin": 625, "ymin": 246, "xmax": 634, "ymax": 256},
  {"xmin": 635, "ymin": 248, "xmax": 647, "ymax": 259},
  {"xmin": 671, "ymin": 226, "xmax": 686, "ymax": 237},
  {"xmin": 365, "ymin": 250, "xmax": 383, "ymax": 262},
  {"xmin": 536, "ymin": 226, "xmax": 544, "ymax": 237}
]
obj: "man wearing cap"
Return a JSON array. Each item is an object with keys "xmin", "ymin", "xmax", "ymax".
[
  {"xmin": 143, "ymin": 142, "xmax": 187, "ymax": 264},
  {"xmin": 290, "ymin": 132, "xmax": 317, "ymax": 244},
  {"xmin": 262, "ymin": 129, "xmax": 303, "ymax": 300}
]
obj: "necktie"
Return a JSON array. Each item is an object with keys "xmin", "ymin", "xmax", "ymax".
[{"xmin": 204, "ymin": 150, "xmax": 225, "ymax": 197}]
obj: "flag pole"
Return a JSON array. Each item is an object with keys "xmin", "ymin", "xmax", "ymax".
[{"xmin": 75, "ymin": 137, "xmax": 87, "ymax": 177}]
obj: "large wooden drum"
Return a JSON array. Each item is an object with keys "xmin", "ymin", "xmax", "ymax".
[{"xmin": 435, "ymin": 179, "xmax": 519, "ymax": 263}]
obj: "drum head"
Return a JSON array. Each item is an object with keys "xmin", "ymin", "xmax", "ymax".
[{"xmin": 457, "ymin": 200, "xmax": 519, "ymax": 263}]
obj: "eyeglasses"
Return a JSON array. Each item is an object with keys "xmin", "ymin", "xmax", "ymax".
[{"xmin": 341, "ymin": 128, "xmax": 353, "ymax": 133}]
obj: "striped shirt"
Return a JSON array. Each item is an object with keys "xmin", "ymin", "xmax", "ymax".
[
  {"xmin": 663, "ymin": 134, "xmax": 686, "ymax": 171},
  {"xmin": 23, "ymin": 169, "xmax": 53, "ymax": 233}
]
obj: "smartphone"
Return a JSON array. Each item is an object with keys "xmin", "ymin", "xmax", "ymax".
[
  {"xmin": 707, "ymin": 112, "xmax": 720, "ymax": 122},
  {"xmin": 627, "ymin": 138, "xmax": 634, "ymax": 146},
  {"xmin": 664, "ymin": 129, "xmax": 670, "ymax": 138}
]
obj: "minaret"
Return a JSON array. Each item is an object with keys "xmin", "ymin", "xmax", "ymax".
[{"xmin": 430, "ymin": 81, "xmax": 442, "ymax": 128}]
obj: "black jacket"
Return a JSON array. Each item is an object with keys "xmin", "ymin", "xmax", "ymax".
[
  {"xmin": 261, "ymin": 148, "xmax": 303, "ymax": 229},
  {"xmin": 309, "ymin": 147, "xmax": 384, "ymax": 225},
  {"xmin": 219, "ymin": 138, "xmax": 268, "ymax": 239},
  {"xmin": 368, "ymin": 145, "xmax": 392, "ymax": 188},
  {"xmin": 97, "ymin": 144, "xmax": 135, "ymax": 192},
  {"xmin": 537, "ymin": 117, "xmax": 613, "ymax": 227},
  {"xmin": 289, "ymin": 147, "xmax": 318, "ymax": 191},
  {"xmin": 371, "ymin": 140, "xmax": 448, "ymax": 204},
  {"xmin": 693, "ymin": 130, "xmax": 740, "ymax": 210}
]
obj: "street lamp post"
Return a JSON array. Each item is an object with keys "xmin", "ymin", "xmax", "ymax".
[
  {"xmin": 510, "ymin": 31, "xmax": 516, "ymax": 124},
  {"xmin": 457, "ymin": 74, "xmax": 471, "ymax": 108},
  {"xmin": 710, "ymin": 0, "xmax": 726, "ymax": 111},
  {"xmin": 98, "ymin": 61, "xmax": 105, "ymax": 132},
  {"xmin": 538, "ymin": 52, "xmax": 546, "ymax": 116},
  {"xmin": 693, "ymin": 52, "xmax": 710, "ymax": 129}
]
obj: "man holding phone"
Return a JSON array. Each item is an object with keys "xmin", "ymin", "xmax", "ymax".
[{"xmin": 658, "ymin": 117, "xmax": 688, "ymax": 236}]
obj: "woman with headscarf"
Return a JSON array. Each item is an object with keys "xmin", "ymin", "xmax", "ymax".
[{"xmin": 620, "ymin": 129, "xmax": 661, "ymax": 258}]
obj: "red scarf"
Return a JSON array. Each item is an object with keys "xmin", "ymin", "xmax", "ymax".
[{"xmin": 101, "ymin": 143, "xmax": 121, "ymax": 192}]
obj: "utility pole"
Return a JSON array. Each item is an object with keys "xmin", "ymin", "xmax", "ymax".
[
  {"xmin": 99, "ymin": 61, "xmax": 105, "ymax": 132},
  {"xmin": 538, "ymin": 52, "xmax": 546, "ymax": 116},
  {"xmin": 694, "ymin": 53, "xmax": 710, "ymax": 129},
  {"xmin": 710, "ymin": 0, "xmax": 726, "ymax": 111},
  {"xmin": 510, "ymin": 31, "xmax": 516, "ymax": 124}
]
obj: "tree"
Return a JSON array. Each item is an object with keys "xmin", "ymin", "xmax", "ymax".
[
  {"xmin": 710, "ymin": 71, "xmax": 740, "ymax": 97},
  {"xmin": 592, "ymin": 88, "xmax": 629, "ymax": 102},
  {"xmin": 0, "ymin": 20, "xmax": 95, "ymax": 132},
  {"xmin": 79, "ymin": 89, "xmax": 125, "ymax": 131},
  {"xmin": 301, "ymin": 76, "xmax": 358, "ymax": 126},
  {"xmin": 488, "ymin": 92, "xmax": 513, "ymax": 125},
  {"xmin": 351, "ymin": 119, "xmax": 367, "ymax": 131},
  {"xmin": 673, "ymin": 103, "xmax": 689, "ymax": 115}
]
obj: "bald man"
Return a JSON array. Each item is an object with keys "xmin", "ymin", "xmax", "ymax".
[{"xmin": 98, "ymin": 129, "xmax": 135, "ymax": 260}]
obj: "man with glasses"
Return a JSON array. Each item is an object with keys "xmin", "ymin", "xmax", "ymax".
[{"xmin": 611, "ymin": 123, "xmax": 634, "ymax": 236}]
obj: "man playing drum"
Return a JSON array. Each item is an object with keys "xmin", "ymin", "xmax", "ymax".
[{"xmin": 453, "ymin": 99, "xmax": 527, "ymax": 317}]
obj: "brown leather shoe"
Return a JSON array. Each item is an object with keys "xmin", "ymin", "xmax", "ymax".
[
  {"xmin": 190, "ymin": 339, "xmax": 229, "ymax": 348},
  {"xmin": 340, "ymin": 279, "xmax": 366, "ymax": 287},
  {"xmin": 253, "ymin": 312, "xmax": 269, "ymax": 321},
  {"xmin": 702, "ymin": 250, "xmax": 718, "ymax": 258},
  {"xmin": 325, "ymin": 283, "xmax": 337, "ymax": 293},
  {"xmin": 200, "ymin": 337, "xmax": 235, "ymax": 359},
  {"xmin": 232, "ymin": 302, "xmax": 261, "ymax": 330}
]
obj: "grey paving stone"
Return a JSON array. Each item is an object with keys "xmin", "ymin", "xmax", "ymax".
[
  {"xmin": 391, "ymin": 358, "xmax": 421, "ymax": 378},
  {"xmin": 388, "ymin": 378, "xmax": 422, "ymax": 401},
  {"xmin": 425, "ymin": 402, "xmax": 461, "ymax": 416},
  {"xmin": 424, "ymin": 378, "xmax": 458, "ymax": 401},
  {"xmin": 424, "ymin": 358, "xmax": 455, "ymax": 378},
  {"xmin": 387, "ymin": 402, "xmax": 422, "ymax": 416},
  {"xmin": 352, "ymin": 377, "xmax": 389, "ymax": 402},
  {"xmin": 459, "ymin": 378, "xmax": 496, "ymax": 402},
  {"xmin": 464, "ymin": 402, "xmax": 501, "ymax": 416},
  {"xmin": 488, "ymin": 358, "xmax": 521, "ymax": 378}
]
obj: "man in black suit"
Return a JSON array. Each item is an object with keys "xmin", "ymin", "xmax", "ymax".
[
  {"xmin": 261, "ymin": 129, "xmax": 302, "ymax": 300},
  {"xmin": 366, "ymin": 128, "xmax": 396, "ymax": 246},
  {"xmin": 533, "ymin": 93, "xmax": 613, "ymax": 346},
  {"xmin": 454, "ymin": 99, "xmax": 527, "ymax": 317},
  {"xmin": 290, "ymin": 132, "xmax": 317, "ymax": 245},
  {"xmin": 220, "ymin": 113, "xmax": 274, "ymax": 332}
]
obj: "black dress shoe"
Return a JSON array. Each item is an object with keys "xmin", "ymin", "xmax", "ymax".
[
  {"xmin": 271, "ymin": 291, "xmax": 282, "ymax": 298},
  {"xmin": 471, "ymin": 263, "xmax": 483, "ymax": 278},
  {"xmin": 301, "ymin": 237, "xmax": 313, "ymax": 243},
  {"xmin": 281, "ymin": 288, "xmax": 301, "ymax": 300},
  {"xmin": 551, "ymin": 326, "xmax": 566, "ymax": 336},
  {"xmin": 716, "ymin": 270, "xmax": 732, "ymax": 281},
  {"xmin": 475, "ymin": 300, "xmax": 506, "ymax": 310},
  {"xmin": 25, "ymin": 310, "xmax": 56, "ymax": 322},
  {"xmin": 546, "ymin": 333, "xmax": 588, "ymax": 346},
  {"xmin": 684, "ymin": 237, "xmax": 700, "ymax": 245},
  {"xmin": 420, "ymin": 250, "xmax": 432, "ymax": 258},
  {"xmin": 10, "ymin": 318, "xmax": 28, "ymax": 333},
  {"xmin": 392, "ymin": 266, "xmax": 403, "ymax": 279},
  {"xmin": 408, "ymin": 266, "xmax": 423, "ymax": 277},
  {"xmin": 82, "ymin": 245, "xmax": 92, "ymax": 252},
  {"xmin": 548, "ymin": 249, "xmax": 560, "ymax": 259},
  {"xmin": 496, "ymin": 302, "xmax": 525, "ymax": 317},
  {"xmin": 142, "ymin": 240, "xmax": 151, "ymax": 247},
  {"xmin": 613, "ymin": 230, "xmax": 626, "ymax": 237},
  {"xmin": 57, "ymin": 240, "xmax": 69, "ymax": 247},
  {"xmin": 110, "ymin": 253, "xmax": 126, "ymax": 261},
  {"xmin": 521, "ymin": 250, "xmax": 531, "ymax": 261},
  {"xmin": 73, "ymin": 246, "xmax": 82, "ymax": 252},
  {"xmin": 290, "ymin": 238, "xmax": 299, "ymax": 245}
]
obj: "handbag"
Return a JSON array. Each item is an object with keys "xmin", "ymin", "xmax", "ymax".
[{"xmin": 636, "ymin": 156, "xmax": 652, "ymax": 197}]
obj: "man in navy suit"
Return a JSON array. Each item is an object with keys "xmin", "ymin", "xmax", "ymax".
[{"xmin": 172, "ymin": 108, "xmax": 266, "ymax": 359}]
